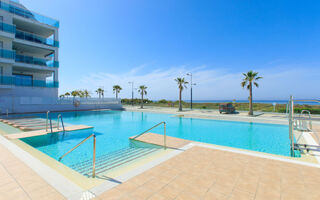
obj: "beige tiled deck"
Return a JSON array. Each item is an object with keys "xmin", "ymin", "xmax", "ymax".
[
  {"xmin": 95, "ymin": 145, "xmax": 320, "ymax": 200},
  {"xmin": 0, "ymin": 143, "xmax": 65, "ymax": 200},
  {"xmin": 312, "ymin": 124, "xmax": 320, "ymax": 144},
  {"xmin": 130, "ymin": 133, "xmax": 191, "ymax": 149}
]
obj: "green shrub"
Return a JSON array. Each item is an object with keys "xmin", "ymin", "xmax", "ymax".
[{"xmin": 158, "ymin": 99, "xmax": 168, "ymax": 104}]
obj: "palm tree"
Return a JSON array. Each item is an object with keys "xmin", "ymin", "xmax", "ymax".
[
  {"xmin": 138, "ymin": 85, "xmax": 147, "ymax": 109},
  {"xmin": 71, "ymin": 90, "xmax": 79, "ymax": 102},
  {"xmin": 65, "ymin": 92, "xmax": 70, "ymax": 98},
  {"xmin": 78, "ymin": 90, "xmax": 85, "ymax": 98},
  {"xmin": 113, "ymin": 85, "xmax": 122, "ymax": 99},
  {"xmin": 175, "ymin": 77, "xmax": 188, "ymax": 111},
  {"xmin": 95, "ymin": 88, "xmax": 104, "ymax": 99},
  {"xmin": 241, "ymin": 70, "xmax": 263, "ymax": 116},
  {"xmin": 83, "ymin": 89, "xmax": 90, "ymax": 98}
]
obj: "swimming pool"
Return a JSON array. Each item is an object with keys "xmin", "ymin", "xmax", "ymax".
[{"xmin": 21, "ymin": 110, "xmax": 292, "ymax": 173}]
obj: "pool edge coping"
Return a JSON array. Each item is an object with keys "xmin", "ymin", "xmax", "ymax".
[{"xmin": 0, "ymin": 134, "xmax": 85, "ymax": 200}]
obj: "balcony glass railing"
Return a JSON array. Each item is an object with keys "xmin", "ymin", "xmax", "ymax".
[
  {"xmin": 15, "ymin": 30, "xmax": 59, "ymax": 47},
  {"xmin": 0, "ymin": 49, "xmax": 15, "ymax": 60},
  {"xmin": 0, "ymin": 22, "xmax": 16, "ymax": 34},
  {"xmin": 15, "ymin": 54, "xmax": 59, "ymax": 68},
  {"xmin": 0, "ymin": 1, "xmax": 59, "ymax": 28},
  {"xmin": 0, "ymin": 75, "xmax": 59, "ymax": 88}
]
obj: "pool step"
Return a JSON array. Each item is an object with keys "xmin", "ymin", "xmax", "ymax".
[
  {"xmin": 1, "ymin": 117, "xmax": 59, "ymax": 131},
  {"xmin": 70, "ymin": 147, "xmax": 160, "ymax": 176}
]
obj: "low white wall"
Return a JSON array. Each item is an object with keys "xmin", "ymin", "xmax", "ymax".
[{"xmin": 0, "ymin": 97, "xmax": 123, "ymax": 114}]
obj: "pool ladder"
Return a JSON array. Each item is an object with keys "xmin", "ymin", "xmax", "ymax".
[
  {"xmin": 57, "ymin": 114, "xmax": 65, "ymax": 133},
  {"xmin": 58, "ymin": 134, "xmax": 96, "ymax": 177},
  {"xmin": 46, "ymin": 112, "xmax": 65, "ymax": 133},
  {"xmin": 132, "ymin": 121, "xmax": 167, "ymax": 150}
]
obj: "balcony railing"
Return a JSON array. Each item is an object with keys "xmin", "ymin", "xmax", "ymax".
[
  {"xmin": 0, "ymin": 49, "xmax": 15, "ymax": 60},
  {"xmin": 15, "ymin": 54, "xmax": 59, "ymax": 68},
  {"xmin": 0, "ymin": 75, "xmax": 59, "ymax": 88},
  {"xmin": 0, "ymin": 1, "xmax": 59, "ymax": 28},
  {"xmin": 0, "ymin": 22, "xmax": 16, "ymax": 34},
  {"xmin": 15, "ymin": 29, "xmax": 59, "ymax": 47}
]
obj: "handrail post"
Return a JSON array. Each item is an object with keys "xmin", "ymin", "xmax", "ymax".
[
  {"xmin": 57, "ymin": 114, "xmax": 60, "ymax": 130},
  {"xmin": 289, "ymin": 96, "xmax": 294, "ymax": 157},
  {"xmin": 61, "ymin": 115, "xmax": 65, "ymax": 133},
  {"xmin": 46, "ymin": 111, "xmax": 50, "ymax": 132},
  {"xmin": 49, "ymin": 117, "xmax": 53, "ymax": 133},
  {"xmin": 93, "ymin": 135, "xmax": 96, "ymax": 178},
  {"xmin": 164, "ymin": 122, "xmax": 166, "ymax": 150}
]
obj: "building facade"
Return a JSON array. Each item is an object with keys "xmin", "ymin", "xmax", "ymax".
[{"xmin": 0, "ymin": 0, "xmax": 59, "ymax": 112}]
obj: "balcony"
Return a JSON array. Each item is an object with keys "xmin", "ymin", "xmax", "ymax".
[
  {"xmin": 0, "ymin": 75, "xmax": 59, "ymax": 88},
  {"xmin": 15, "ymin": 29, "xmax": 59, "ymax": 47},
  {"xmin": 0, "ymin": 22, "xmax": 16, "ymax": 34},
  {"xmin": 15, "ymin": 54, "xmax": 59, "ymax": 68},
  {"xmin": 0, "ymin": 49, "xmax": 15, "ymax": 60},
  {"xmin": 0, "ymin": 1, "xmax": 59, "ymax": 28}
]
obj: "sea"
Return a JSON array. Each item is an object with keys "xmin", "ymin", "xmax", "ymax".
[{"xmin": 180, "ymin": 100, "xmax": 320, "ymax": 105}]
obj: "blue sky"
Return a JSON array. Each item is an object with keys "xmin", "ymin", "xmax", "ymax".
[{"xmin": 22, "ymin": 0, "xmax": 320, "ymax": 100}]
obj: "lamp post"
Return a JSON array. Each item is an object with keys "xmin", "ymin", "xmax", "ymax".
[
  {"xmin": 186, "ymin": 73, "xmax": 196, "ymax": 110},
  {"xmin": 128, "ymin": 82, "xmax": 134, "ymax": 106}
]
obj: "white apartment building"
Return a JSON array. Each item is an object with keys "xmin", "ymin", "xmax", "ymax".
[
  {"xmin": 0, "ymin": 0, "xmax": 122, "ymax": 113},
  {"xmin": 0, "ymin": 0, "xmax": 59, "ymax": 112}
]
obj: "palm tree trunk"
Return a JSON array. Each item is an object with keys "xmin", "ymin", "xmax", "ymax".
[
  {"xmin": 141, "ymin": 93, "xmax": 144, "ymax": 109},
  {"xmin": 179, "ymin": 89, "xmax": 182, "ymax": 111},
  {"xmin": 249, "ymin": 82, "xmax": 253, "ymax": 115},
  {"xmin": 116, "ymin": 92, "xmax": 118, "ymax": 99}
]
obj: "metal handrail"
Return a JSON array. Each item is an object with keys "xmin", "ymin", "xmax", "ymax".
[
  {"xmin": 132, "ymin": 122, "xmax": 166, "ymax": 149},
  {"xmin": 57, "ymin": 114, "xmax": 65, "ymax": 133},
  {"xmin": 49, "ymin": 117, "xmax": 53, "ymax": 133},
  {"xmin": 58, "ymin": 134, "xmax": 96, "ymax": 177},
  {"xmin": 46, "ymin": 111, "xmax": 50, "ymax": 132}
]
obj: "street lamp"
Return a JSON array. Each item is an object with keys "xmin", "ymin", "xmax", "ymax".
[
  {"xmin": 128, "ymin": 82, "xmax": 134, "ymax": 106},
  {"xmin": 186, "ymin": 73, "xmax": 196, "ymax": 110}
]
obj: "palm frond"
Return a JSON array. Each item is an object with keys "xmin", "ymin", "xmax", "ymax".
[{"xmin": 241, "ymin": 81, "xmax": 247, "ymax": 88}]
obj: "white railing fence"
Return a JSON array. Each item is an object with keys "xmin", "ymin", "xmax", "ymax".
[{"xmin": 57, "ymin": 97, "xmax": 121, "ymax": 105}]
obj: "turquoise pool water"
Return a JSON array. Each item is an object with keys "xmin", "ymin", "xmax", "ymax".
[{"xmin": 21, "ymin": 110, "xmax": 292, "ymax": 167}]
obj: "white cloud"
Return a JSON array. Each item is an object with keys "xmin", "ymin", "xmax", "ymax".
[{"xmin": 60, "ymin": 64, "xmax": 320, "ymax": 100}]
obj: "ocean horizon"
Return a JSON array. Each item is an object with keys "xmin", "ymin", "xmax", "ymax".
[{"xmin": 153, "ymin": 100, "xmax": 320, "ymax": 105}]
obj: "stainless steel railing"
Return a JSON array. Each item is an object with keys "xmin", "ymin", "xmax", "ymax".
[
  {"xmin": 57, "ymin": 114, "xmax": 65, "ymax": 133},
  {"xmin": 59, "ymin": 134, "xmax": 96, "ymax": 177},
  {"xmin": 46, "ymin": 111, "xmax": 50, "ymax": 132},
  {"xmin": 132, "ymin": 122, "xmax": 167, "ymax": 149}
]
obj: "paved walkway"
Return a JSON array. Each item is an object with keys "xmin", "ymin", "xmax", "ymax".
[
  {"xmin": 95, "ymin": 146, "xmax": 320, "ymax": 200},
  {"xmin": 0, "ymin": 143, "xmax": 65, "ymax": 200}
]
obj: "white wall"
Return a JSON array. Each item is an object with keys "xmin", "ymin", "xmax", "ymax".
[{"xmin": 0, "ymin": 96, "xmax": 123, "ymax": 114}]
